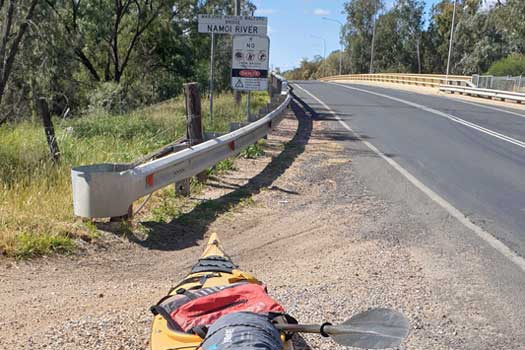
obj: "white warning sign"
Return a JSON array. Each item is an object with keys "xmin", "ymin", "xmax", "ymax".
[{"xmin": 231, "ymin": 35, "xmax": 270, "ymax": 91}]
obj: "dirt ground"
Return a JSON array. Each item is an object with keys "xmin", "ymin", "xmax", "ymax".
[{"xmin": 0, "ymin": 98, "xmax": 516, "ymax": 349}]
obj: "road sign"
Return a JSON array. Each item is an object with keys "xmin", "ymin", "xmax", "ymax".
[
  {"xmin": 231, "ymin": 35, "xmax": 270, "ymax": 91},
  {"xmin": 198, "ymin": 15, "xmax": 268, "ymax": 35}
]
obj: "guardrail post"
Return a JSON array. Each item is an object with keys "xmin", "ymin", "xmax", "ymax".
[{"xmin": 269, "ymin": 74, "xmax": 274, "ymax": 100}]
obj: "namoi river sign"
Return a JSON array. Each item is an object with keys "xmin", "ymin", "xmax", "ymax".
[{"xmin": 198, "ymin": 15, "xmax": 268, "ymax": 36}]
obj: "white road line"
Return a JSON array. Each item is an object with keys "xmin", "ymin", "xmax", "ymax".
[
  {"xmin": 330, "ymin": 82, "xmax": 525, "ymax": 149},
  {"xmin": 293, "ymin": 83, "xmax": 525, "ymax": 273},
  {"xmin": 439, "ymin": 94, "xmax": 525, "ymax": 119}
]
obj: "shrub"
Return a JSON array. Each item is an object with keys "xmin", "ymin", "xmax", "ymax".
[
  {"xmin": 487, "ymin": 54, "xmax": 525, "ymax": 76},
  {"xmin": 13, "ymin": 233, "xmax": 75, "ymax": 259},
  {"xmin": 87, "ymin": 80, "xmax": 157, "ymax": 115}
]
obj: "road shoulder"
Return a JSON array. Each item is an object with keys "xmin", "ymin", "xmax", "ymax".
[{"xmin": 2, "ymin": 96, "xmax": 524, "ymax": 350}]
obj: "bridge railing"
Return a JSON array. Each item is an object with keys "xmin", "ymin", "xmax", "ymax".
[
  {"xmin": 320, "ymin": 73, "xmax": 472, "ymax": 87},
  {"xmin": 439, "ymin": 85, "xmax": 525, "ymax": 104}
]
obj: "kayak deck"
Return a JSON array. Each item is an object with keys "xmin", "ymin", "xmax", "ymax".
[{"xmin": 149, "ymin": 233, "xmax": 291, "ymax": 350}]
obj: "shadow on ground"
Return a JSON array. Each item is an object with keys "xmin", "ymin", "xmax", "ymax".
[
  {"xmin": 126, "ymin": 96, "xmax": 314, "ymax": 251},
  {"xmin": 101, "ymin": 89, "xmax": 393, "ymax": 249}
]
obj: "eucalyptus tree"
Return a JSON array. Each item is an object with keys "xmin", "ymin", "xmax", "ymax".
[
  {"xmin": 0, "ymin": 0, "xmax": 40, "ymax": 122},
  {"xmin": 343, "ymin": 0, "xmax": 383, "ymax": 73}
]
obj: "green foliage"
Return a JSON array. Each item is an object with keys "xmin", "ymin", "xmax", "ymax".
[
  {"xmin": 487, "ymin": 55, "xmax": 525, "ymax": 76},
  {"xmin": 0, "ymin": 92, "xmax": 268, "ymax": 258},
  {"xmin": 209, "ymin": 158, "xmax": 237, "ymax": 175},
  {"xmin": 241, "ymin": 141, "xmax": 265, "ymax": 159},
  {"xmin": 151, "ymin": 192, "xmax": 183, "ymax": 223},
  {"xmin": 284, "ymin": 57, "xmax": 323, "ymax": 80},
  {"xmin": 0, "ymin": 0, "xmax": 258, "ymax": 123},
  {"xmin": 86, "ymin": 81, "xmax": 157, "ymax": 114},
  {"xmin": 344, "ymin": 0, "xmax": 383, "ymax": 74},
  {"xmin": 285, "ymin": 0, "xmax": 524, "ymax": 77},
  {"xmin": 13, "ymin": 232, "xmax": 75, "ymax": 259}
]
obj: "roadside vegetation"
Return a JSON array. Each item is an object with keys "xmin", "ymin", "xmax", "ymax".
[
  {"xmin": 285, "ymin": 0, "xmax": 525, "ymax": 79},
  {"xmin": 0, "ymin": 0, "xmax": 272, "ymax": 258},
  {"xmin": 0, "ymin": 92, "xmax": 269, "ymax": 258},
  {"xmin": 487, "ymin": 54, "xmax": 525, "ymax": 76}
]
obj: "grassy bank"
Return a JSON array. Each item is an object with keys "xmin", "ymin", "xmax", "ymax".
[{"xmin": 0, "ymin": 92, "xmax": 269, "ymax": 258}]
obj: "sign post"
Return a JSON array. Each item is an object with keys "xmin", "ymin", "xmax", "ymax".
[
  {"xmin": 209, "ymin": 32, "xmax": 215, "ymax": 123},
  {"xmin": 198, "ymin": 15, "xmax": 268, "ymax": 123}
]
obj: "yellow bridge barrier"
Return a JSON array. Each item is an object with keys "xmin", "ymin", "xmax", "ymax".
[{"xmin": 320, "ymin": 73, "xmax": 472, "ymax": 88}]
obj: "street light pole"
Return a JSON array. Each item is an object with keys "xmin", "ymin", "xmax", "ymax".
[
  {"xmin": 446, "ymin": 0, "xmax": 457, "ymax": 84},
  {"xmin": 322, "ymin": 17, "xmax": 344, "ymax": 76},
  {"xmin": 370, "ymin": 1, "xmax": 377, "ymax": 74}
]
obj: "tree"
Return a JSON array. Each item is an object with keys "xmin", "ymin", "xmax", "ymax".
[
  {"xmin": 395, "ymin": 0, "xmax": 425, "ymax": 73},
  {"xmin": 284, "ymin": 57, "xmax": 322, "ymax": 80},
  {"xmin": 0, "ymin": 0, "xmax": 40, "ymax": 122},
  {"xmin": 343, "ymin": 0, "xmax": 383, "ymax": 73},
  {"xmin": 47, "ymin": 0, "xmax": 175, "ymax": 83},
  {"xmin": 373, "ymin": 10, "xmax": 403, "ymax": 72},
  {"xmin": 492, "ymin": 0, "xmax": 525, "ymax": 53},
  {"xmin": 316, "ymin": 50, "xmax": 352, "ymax": 77}
]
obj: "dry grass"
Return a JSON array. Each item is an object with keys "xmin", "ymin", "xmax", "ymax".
[{"xmin": 0, "ymin": 92, "xmax": 269, "ymax": 258}]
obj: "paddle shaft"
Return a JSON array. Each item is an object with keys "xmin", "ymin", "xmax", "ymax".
[{"xmin": 274, "ymin": 323, "xmax": 340, "ymax": 335}]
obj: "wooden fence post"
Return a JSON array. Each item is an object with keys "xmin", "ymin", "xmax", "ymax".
[
  {"xmin": 36, "ymin": 97, "xmax": 60, "ymax": 164},
  {"xmin": 185, "ymin": 83, "xmax": 203, "ymax": 147},
  {"xmin": 176, "ymin": 82, "xmax": 207, "ymax": 196}
]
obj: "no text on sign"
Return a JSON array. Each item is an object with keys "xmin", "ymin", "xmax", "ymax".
[
  {"xmin": 198, "ymin": 15, "xmax": 268, "ymax": 35},
  {"xmin": 231, "ymin": 35, "xmax": 269, "ymax": 91}
]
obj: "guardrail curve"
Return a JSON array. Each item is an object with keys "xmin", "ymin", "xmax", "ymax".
[{"xmin": 71, "ymin": 74, "xmax": 291, "ymax": 218}]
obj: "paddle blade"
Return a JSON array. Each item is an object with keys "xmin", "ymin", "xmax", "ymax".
[{"xmin": 331, "ymin": 308, "xmax": 409, "ymax": 349}]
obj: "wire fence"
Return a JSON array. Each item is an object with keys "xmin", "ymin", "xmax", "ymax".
[{"xmin": 472, "ymin": 75, "xmax": 525, "ymax": 93}]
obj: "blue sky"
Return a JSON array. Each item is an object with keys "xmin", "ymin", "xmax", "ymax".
[{"xmin": 253, "ymin": 0, "xmax": 441, "ymax": 71}]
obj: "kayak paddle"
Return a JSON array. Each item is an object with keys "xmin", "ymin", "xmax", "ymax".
[{"xmin": 274, "ymin": 308, "xmax": 410, "ymax": 349}]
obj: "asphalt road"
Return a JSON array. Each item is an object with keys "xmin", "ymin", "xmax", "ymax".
[{"xmin": 292, "ymin": 80, "xmax": 525, "ymax": 264}]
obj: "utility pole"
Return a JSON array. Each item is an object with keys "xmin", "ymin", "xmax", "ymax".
[
  {"xmin": 322, "ymin": 17, "xmax": 344, "ymax": 76},
  {"xmin": 234, "ymin": 0, "xmax": 242, "ymax": 106},
  {"xmin": 369, "ymin": 0, "xmax": 377, "ymax": 74},
  {"xmin": 445, "ymin": 0, "xmax": 457, "ymax": 84}
]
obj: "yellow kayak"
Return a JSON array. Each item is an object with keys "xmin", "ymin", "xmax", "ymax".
[{"xmin": 149, "ymin": 233, "xmax": 294, "ymax": 350}]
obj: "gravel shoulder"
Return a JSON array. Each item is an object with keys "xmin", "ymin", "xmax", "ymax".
[{"xmin": 1, "ymin": 96, "xmax": 524, "ymax": 349}]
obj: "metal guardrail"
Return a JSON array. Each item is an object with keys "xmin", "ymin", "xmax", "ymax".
[
  {"xmin": 439, "ymin": 85, "xmax": 525, "ymax": 104},
  {"xmin": 71, "ymin": 74, "xmax": 291, "ymax": 218},
  {"xmin": 472, "ymin": 74, "xmax": 525, "ymax": 93},
  {"xmin": 320, "ymin": 73, "xmax": 472, "ymax": 87}
]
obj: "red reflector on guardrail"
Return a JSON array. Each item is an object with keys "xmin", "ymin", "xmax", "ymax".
[{"xmin": 146, "ymin": 174, "xmax": 155, "ymax": 187}]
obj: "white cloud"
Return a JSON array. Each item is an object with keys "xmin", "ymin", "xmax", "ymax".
[{"xmin": 313, "ymin": 8, "xmax": 330, "ymax": 16}]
